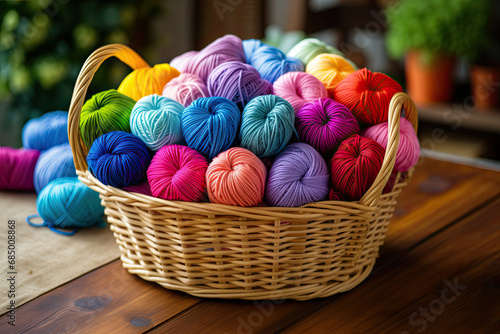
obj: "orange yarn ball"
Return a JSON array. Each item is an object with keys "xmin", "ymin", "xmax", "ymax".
[
  {"xmin": 333, "ymin": 68, "xmax": 403, "ymax": 125},
  {"xmin": 118, "ymin": 64, "xmax": 180, "ymax": 101},
  {"xmin": 306, "ymin": 53, "xmax": 356, "ymax": 93},
  {"xmin": 206, "ymin": 147, "xmax": 267, "ymax": 207}
]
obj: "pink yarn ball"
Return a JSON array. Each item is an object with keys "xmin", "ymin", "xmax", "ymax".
[
  {"xmin": 273, "ymin": 72, "xmax": 328, "ymax": 113},
  {"xmin": 162, "ymin": 73, "xmax": 208, "ymax": 107},
  {"xmin": 123, "ymin": 182, "xmax": 152, "ymax": 196},
  {"xmin": 170, "ymin": 50, "xmax": 199, "ymax": 71},
  {"xmin": 147, "ymin": 145, "xmax": 208, "ymax": 201},
  {"xmin": 362, "ymin": 117, "xmax": 420, "ymax": 172},
  {"xmin": 0, "ymin": 147, "xmax": 40, "ymax": 190}
]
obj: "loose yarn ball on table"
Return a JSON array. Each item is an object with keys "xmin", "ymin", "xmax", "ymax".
[
  {"xmin": 34, "ymin": 143, "xmax": 77, "ymax": 193},
  {"xmin": 22, "ymin": 111, "xmax": 68, "ymax": 151},
  {"xmin": 265, "ymin": 142, "xmax": 329, "ymax": 207},
  {"xmin": 147, "ymin": 145, "xmax": 208, "ymax": 201},
  {"xmin": 87, "ymin": 131, "xmax": 150, "ymax": 188},
  {"xmin": 0, "ymin": 147, "xmax": 40, "ymax": 190},
  {"xmin": 273, "ymin": 72, "xmax": 328, "ymax": 113},
  {"xmin": 118, "ymin": 63, "xmax": 180, "ymax": 101},
  {"xmin": 287, "ymin": 38, "xmax": 344, "ymax": 66},
  {"xmin": 295, "ymin": 98, "xmax": 360, "ymax": 156},
  {"xmin": 206, "ymin": 147, "xmax": 267, "ymax": 207},
  {"xmin": 80, "ymin": 89, "xmax": 136, "ymax": 149},
  {"xmin": 249, "ymin": 45, "xmax": 304, "ymax": 84},
  {"xmin": 162, "ymin": 73, "xmax": 208, "ymax": 107},
  {"xmin": 130, "ymin": 94, "xmax": 184, "ymax": 151},
  {"xmin": 306, "ymin": 53, "xmax": 356, "ymax": 93},
  {"xmin": 239, "ymin": 95, "xmax": 295, "ymax": 158},
  {"xmin": 333, "ymin": 68, "xmax": 403, "ymax": 125},
  {"xmin": 182, "ymin": 97, "xmax": 241, "ymax": 160}
]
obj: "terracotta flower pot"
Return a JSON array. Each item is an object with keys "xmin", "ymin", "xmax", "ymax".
[
  {"xmin": 405, "ymin": 50, "xmax": 455, "ymax": 105},
  {"xmin": 470, "ymin": 65, "xmax": 500, "ymax": 111}
]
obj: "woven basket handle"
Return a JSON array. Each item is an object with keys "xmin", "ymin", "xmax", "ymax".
[
  {"xmin": 68, "ymin": 44, "xmax": 150, "ymax": 172},
  {"xmin": 359, "ymin": 92, "xmax": 418, "ymax": 207}
]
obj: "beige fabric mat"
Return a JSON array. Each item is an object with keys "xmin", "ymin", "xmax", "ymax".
[{"xmin": 0, "ymin": 191, "xmax": 120, "ymax": 315}]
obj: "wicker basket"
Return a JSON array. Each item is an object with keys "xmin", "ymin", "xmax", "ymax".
[{"xmin": 68, "ymin": 44, "xmax": 418, "ymax": 301}]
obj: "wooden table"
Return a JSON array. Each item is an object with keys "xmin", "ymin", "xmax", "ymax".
[{"xmin": 2, "ymin": 158, "xmax": 500, "ymax": 334}]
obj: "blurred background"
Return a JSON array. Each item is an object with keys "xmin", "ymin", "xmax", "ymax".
[{"xmin": 1, "ymin": 0, "xmax": 499, "ymax": 165}]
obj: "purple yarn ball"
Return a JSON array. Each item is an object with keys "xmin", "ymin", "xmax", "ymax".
[
  {"xmin": 295, "ymin": 98, "xmax": 360, "ymax": 156},
  {"xmin": 265, "ymin": 143, "xmax": 329, "ymax": 207}
]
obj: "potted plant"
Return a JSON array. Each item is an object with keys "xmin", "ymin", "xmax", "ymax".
[{"xmin": 386, "ymin": 0, "xmax": 490, "ymax": 105}]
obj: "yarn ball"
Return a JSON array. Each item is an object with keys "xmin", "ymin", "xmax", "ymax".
[
  {"xmin": 207, "ymin": 61, "xmax": 273, "ymax": 109},
  {"xmin": 329, "ymin": 134, "xmax": 385, "ymax": 201},
  {"xmin": 333, "ymin": 68, "xmax": 403, "ymax": 125},
  {"xmin": 295, "ymin": 98, "xmax": 360, "ymax": 156},
  {"xmin": 34, "ymin": 143, "xmax": 77, "ymax": 193},
  {"xmin": 287, "ymin": 38, "xmax": 344, "ymax": 65},
  {"xmin": 240, "ymin": 95, "xmax": 295, "ymax": 158},
  {"xmin": 273, "ymin": 72, "xmax": 329, "ymax": 113},
  {"xmin": 362, "ymin": 117, "xmax": 420, "ymax": 172},
  {"xmin": 0, "ymin": 147, "xmax": 40, "ymax": 190},
  {"xmin": 206, "ymin": 147, "xmax": 267, "ymax": 207},
  {"xmin": 162, "ymin": 73, "xmax": 208, "ymax": 107},
  {"xmin": 306, "ymin": 53, "xmax": 356, "ymax": 93},
  {"xmin": 249, "ymin": 45, "xmax": 304, "ymax": 84},
  {"xmin": 118, "ymin": 63, "xmax": 180, "ymax": 101},
  {"xmin": 242, "ymin": 39, "xmax": 263, "ymax": 63},
  {"xmin": 80, "ymin": 89, "xmax": 136, "ymax": 149},
  {"xmin": 123, "ymin": 182, "xmax": 152, "ymax": 196},
  {"xmin": 147, "ymin": 144, "xmax": 208, "ymax": 201},
  {"xmin": 265, "ymin": 142, "xmax": 329, "ymax": 207},
  {"xmin": 22, "ymin": 111, "xmax": 68, "ymax": 151},
  {"xmin": 130, "ymin": 94, "xmax": 184, "ymax": 151},
  {"xmin": 182, "ymin": 97, "xmax": 241, "ymax": 160},
  {"xmin": 170, "ymin": 50, "xmax": 199, "ymax": 72},
  {"xmin": 87, "ymin": 131, "xmax": 150, "ymax": 188}
]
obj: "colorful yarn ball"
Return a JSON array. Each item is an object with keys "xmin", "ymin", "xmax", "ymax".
[
  {"xmin": 273, "ymin": 72, "xmax": 328, "ymax": 113},
  {"xmin": 265, "ymin": 142, "xmax": 329, "ymax": 207},
  {"xmin": 306, "ymin": 53, "xmax": 356, "ymax": 93},
  {"xmin": 34, "ymin": 143, "xmax": 77, "ymax": 193},
  {"xmin": 118, "ymin": 63, "xmax": 180, "ymax": 101},
  {"xmin": 207, "ymin": 61, "xmax": 273, "ymax": 109},
  {"xmin": 249, "ymin": 45, "xmax": 304, "ymax": 84},
  {"xmin": 0, "ymin": 147, "xmax": 40, "ymax": 190},
  {"xmin": 87, "ymin": 131, "xmax": 150, "ymax": 188},
  {"xmin": 182, "ymin": 97, "xmax": 241, "ymax": 160},
  {"xmin": 170, "ymin": 50, "xmax": 199, "ymax": 72},
  {"xmin": 147, "ymin": 144, "xmax": 208, "ymax": 201},
  {"xmin": 80, "ymin": 89, "xmax": 136, "ymax": 149},
  {"xmin": 287, "ymin": 38, "xmax": 344, "ymax": 65},
  {"xmin": 242, "ymin": 39, "xmax": 263, "ymax": 63},
  {"xmin": 123, "ymin": 182, "xmax": 152, "ymax": 196},
  {"xmin": 22, "ymin": 111, "xmax": 68, "ymax": 151},
  {"xmin": 240, "ymin": 95, "xmax": 295, "ymax": 158},
  {"xmin": 333, "ymin": 68, "xmax": 403, "ymax": 125},
  {"xmin": 130, "ymin": 94, "xmax": 184, "ymax": 151},
  {"xmin": 206, "ymin": 147, "xmax": 267, "ymax": 207},
  {"xmin": 362, "ymin": 117, "xmax": 420, "ymax": 172},
  {"xmin": 162, "ymin": 73, "xmax": 208, "ymax": 107},
  {"xmin": 295, "ymin": 98, "xmax": 360, "ymax": 156},
  {"xmin": 329, "ymin": 134, "xmax": 385, "ymax": 201}
]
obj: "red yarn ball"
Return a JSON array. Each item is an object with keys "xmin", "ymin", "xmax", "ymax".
[
  {"xmin": 329, "ymin": 134, "xmax": 385, "ymax": 201},
  {"xmin": 333, "ymin": 68, "xmax": 402, "ymax": 125}
]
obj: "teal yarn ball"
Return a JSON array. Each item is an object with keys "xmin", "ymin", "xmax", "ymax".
[
  {"xmin": 130, "ymin": 94, "xmax": 184, "ymax": 151},
  {"xmin": 22, "ymin": 111, "xmax": 68, "ymax": 151},
  {"xmin": 80, "ymin": 89, "xmax": 136, "ymax": 149},
  {"xmin": 240, "ymin": 95, "xmax": 295, "ymax": 158},
  {"xmin": 287, "ymin": 38, "xmax": 344, "ymax": 65},
  {"xmin": 34, "ymin": 143, "xmax": 77, "ymax": 193}
]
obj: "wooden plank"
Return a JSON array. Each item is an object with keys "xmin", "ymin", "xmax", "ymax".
[
  {"xmin": 280, "ymin": 198, "xmax": 500, "ymax": 333},
  {"xmin": 147, "ymin": 159, "xmax": 500, "ymax": 334}
]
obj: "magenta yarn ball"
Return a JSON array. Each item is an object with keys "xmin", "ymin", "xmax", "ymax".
[
  {"xmin": 162, "ymin": 73, "xmax": 208, "ymax": 107},
  {"xmin": 273, "ymin": 72, "xmax": 328, "ymax": 113},
  {"xmin": 362, "ymin": 117, "xmax": 420, "ymax": 172},
  {"xmin": 295, "ymin": 98, "xmax": 360, "ymax": 156},
  {"xmin": 0, "ymin": 147, "xmax": 40, "ymax": 190}
]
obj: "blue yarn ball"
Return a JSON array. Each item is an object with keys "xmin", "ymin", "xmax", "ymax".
[
  {"xmin": 240, "ymin": 95, "xmax": 295, "ymax": 158},
  {"xmin": 249, "ymin": 45, "xmax": 304, "ymax": 83},
  {"xmin": 34, "ymin": 143, "xmax": 77, "ymax": 193},
  {"xmin": 242, "ymin": 39, "xmax": 263, "ymax": 64},
  {"xmin": 87, "ymin": 131, "xmax": 151, "ymax": 188},
  {"xmin": 22, "ymin": 111, "xmax": 68, "ymax": 151},
  {"xmin": 130, "ymin": 94, "xmax": 185, "ymax": 151},
  {"xmin": 182, "ymin": 97, "xmax": 241, "ymax": 160}
]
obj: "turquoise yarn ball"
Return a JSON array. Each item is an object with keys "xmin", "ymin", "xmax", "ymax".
[
  {"xmin": 22, "ymin": 111, "xmax": 68, "ymax": 151},
  {"xmin": 130, "ymin": 94, "xmax": 184, "ymax": 151},
  {"xmin": 240, "ymin": 95, "xmax": 295, "ymax": 158},
  {"xmin": 34, "ymin": 143, "xmax": 77, "ymax": 193}
]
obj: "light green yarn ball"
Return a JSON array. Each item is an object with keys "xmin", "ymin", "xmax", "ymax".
[{"xmin": 287, "ymin": 38, "xmax": 344, "ymax": 66}]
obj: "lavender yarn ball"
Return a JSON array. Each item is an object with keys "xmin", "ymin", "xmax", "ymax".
[
  {"xmin": 265, "ymin": 143, "xmax": 329, "ymax": 207},
  {"xmin": 249, "ymin": 45, "xmax": 304, "ymax": 84}
]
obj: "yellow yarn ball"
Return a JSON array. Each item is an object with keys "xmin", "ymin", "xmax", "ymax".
[
  {"xmin": 306, "ymin": 54, "xmax": 356, "ymax": 93},
  {"xmin": 118, "ymin": 64, "xmax": 180, "ymax": 101}
]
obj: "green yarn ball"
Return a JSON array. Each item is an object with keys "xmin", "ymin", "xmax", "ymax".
[
  {"xmin": 287, "ymin": 38, "xmax": 344, "ymax": 66},
  {"xmin": 80, "ymin": 89, "xmax": 136, "ymax": 149}
]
